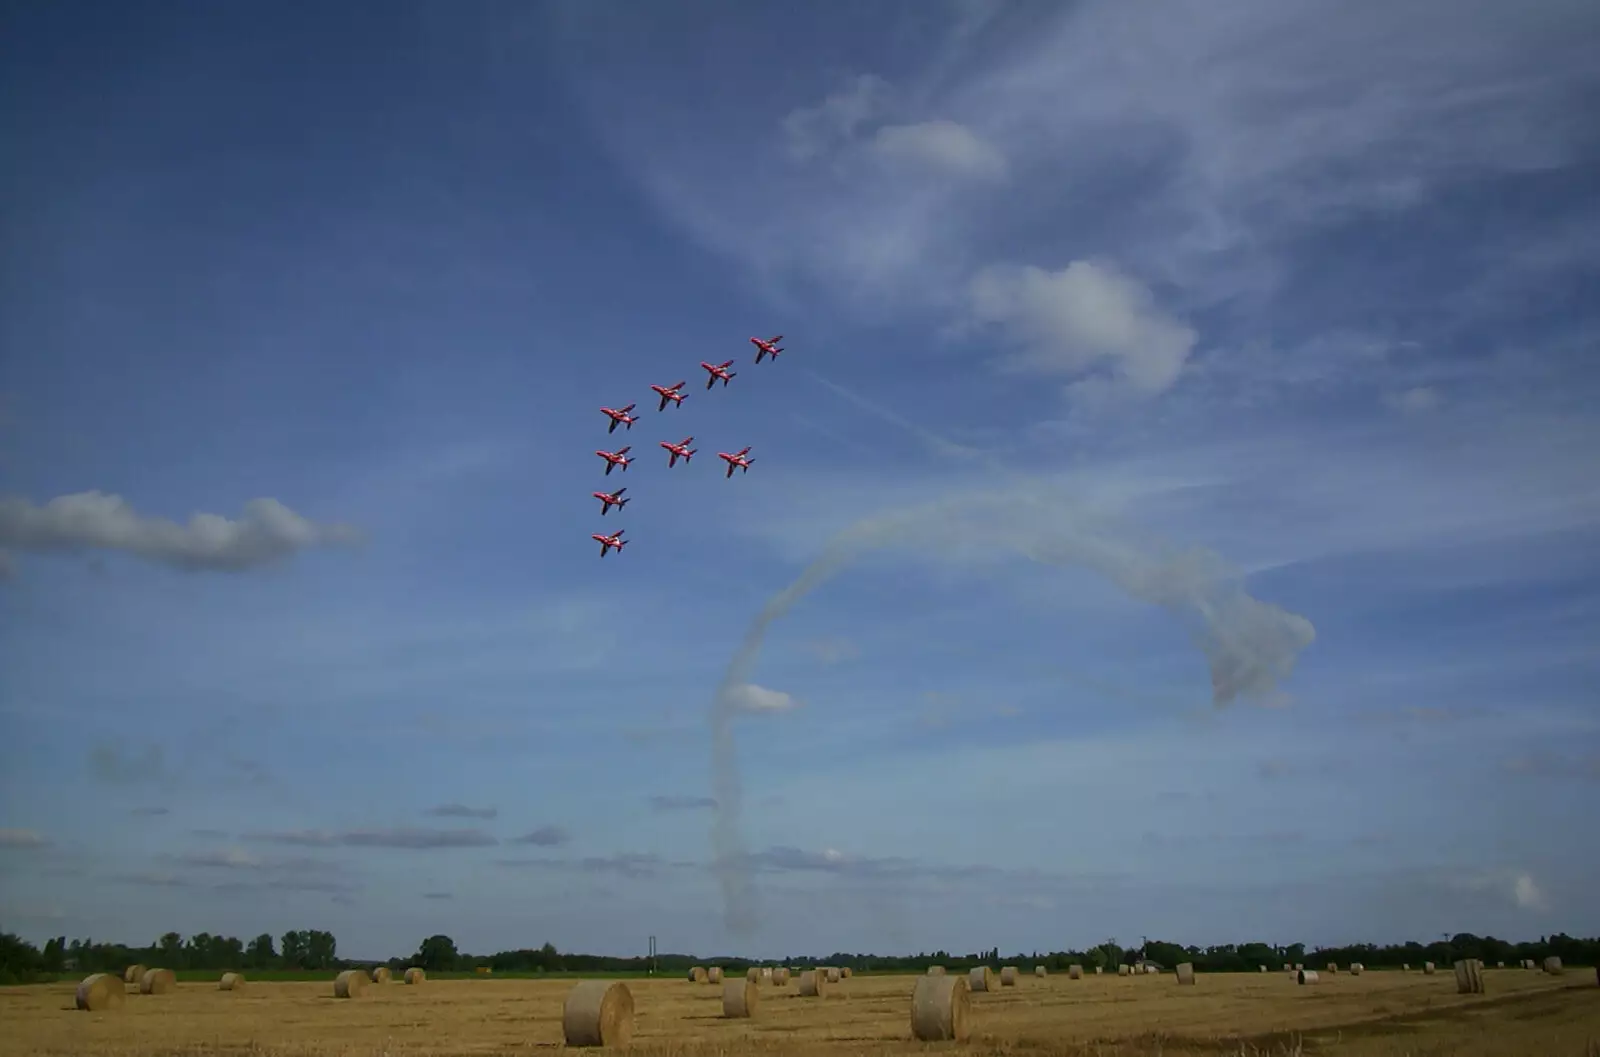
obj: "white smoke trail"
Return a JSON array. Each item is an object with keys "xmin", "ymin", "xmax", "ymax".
[{"xmin": 708, "ymin": 375, "xmax": 1317, "ymax": 934}]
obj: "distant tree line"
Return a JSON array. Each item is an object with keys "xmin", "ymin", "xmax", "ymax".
[
  {"xmin": 2, "ymin": 928, "xmax": 1593, "ymax": 985},
  {"xmin": 0, "ymin": 929, "xmax": 337, "ymax": 984}
]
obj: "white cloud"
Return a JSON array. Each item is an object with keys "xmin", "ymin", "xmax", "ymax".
[
  {"xmin": 970, "ymin": 260, "xmax": 1198, "ymax": 397},
  {"xmin": 870, "ymin": 120, "xmax": 1008, "ymax": 182},
  {"xmin": 182, "ymin": 847, "xmax": 262, "ymax": 868},
  {"xmin": 1513, "ymin": 872, "xmax": 1547, "ymax": 911},
  {"xmin": 727, "ymin": 683, "xmax": 801, "ymax": 714},
  {"xmin": 566, "ymin": 0, "xmax": 1599, "ymax": 318},
  {"xmin": 781, "ymin": 74, "xmax": 891, "ymax": 160},
  {"xmin": 0, "ymin": 828, "xmax": 49, "ymax": 848},
  {"xmin": 1444, "ymin": 867, "xmax": 1552, "ymax": 913},
  {"xmin": 1385, "ymin": 386, "xmax": 1442, "ymax": 413},
  {"xmin": 0, "ymin": 492, "xmax": 363, "ymax": 573}
]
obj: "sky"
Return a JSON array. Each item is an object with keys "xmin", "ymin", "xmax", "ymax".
[{"xmin": 2, "ymin": 0, "xmax": 1598, "ymax": 962}]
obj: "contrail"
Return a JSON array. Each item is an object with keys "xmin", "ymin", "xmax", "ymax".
[{"xmin": 709, "ymin": 373, "xmax": 1316, "ymax": 934}]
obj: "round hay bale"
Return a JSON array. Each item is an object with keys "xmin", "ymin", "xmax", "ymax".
[
  {"xmin": 219, "ymin": 972, "xmax": 246, "ymax": 991},
  {"xmin": 1544, "ymin": 956, "xmax": 1564, "ymax": 974},
  {"xmin": 967, "ymin": 965, "xmax": 995, "ymax": 992},
  {"xmin": 746, "ymin": 967, "xmax": 761, "ymax": 984},
  {"xmin": 1423, "ymin": 962, "xmax": 1436, "ymax": 975},
  {"xmin": 122, "ymin": 964, "xmax": 146, "ymax": 985},
  {"xmin": 1259, "ymin": 965, "xmax": 1268, "ymax": 972},
  {"xmin": 798, "ymin": 969, "xmax": 828, "ymax": 997},
  {"xmin": 138, "ymin": 968, "xmax": 176, "ymax": 995},
  {"xmin": 1094, "ymin": 966, "xmax": 1103, "ymax": 975},
  {"xmin": 927, "ymin": 964, "xmax": 946, "ymax": 975},
  {"xmin": 1000, "ymin": 966, "xmax": 1018, "ymax": 987},
  {"xmin": 1326, "ymin": 963, "xmax": 1338, "ymax": 974},
  {"xmin": 1117, "ymin": 964, "xmax": 1130, "ymax": 977},
  {"xmin": 1402, "ymin": 963, "xmax": 1411, "ymax": 971},
  {"xmin": 688, "ymin": 966, "xmax": 708, "ymax": 983},
  {"xmin": 1068, "ymin": 964, "xmax": 1082, "ymax": 980},
  {"xmin": 1297, "ymin": 969, "xmax": 1319, "ymax": 985},
  {"xmin": 840, "ymin": 966, "xmax": 853, "ymax": 979},
  {"xmin": 370, "ymin": 966, "xmax": 391, "ymax": 984},
  {"xmin": 772, "ymin": 968, "xmax": 790, "ymax": 986},
  {"xmin": 76, "ymin": 973, "xmax": 125, "ymax": 1012},
  {"xmin": 1496, "ymin": 961, "xmax": 1505, "ymax": 968},
  {"xmin": 911, "ymin": 972, "xmax": 971, "ymax": 1042},
  {"xmin": 1283, "ymin": 963, "xmax": 1293, "ymax": 971},
  {"xmin": 404, "ymin": 967, "xmax": 425, "ymax": 985},
  {"xmin": 825, "ymin": 966, "xmax": 841, "ymax": 983},
  {"xmin": 1175, "ymin": 962, "xmax": 1196, "ymax": 985},
  {"xmin": 761, "ymin": 966, "xmax": 773, "ymax": 980},
  {"xmin": 1454, "ymin": 959, "xmax": 1485, "ymax": 994},
  {"xmin": 722, "ymin": 977, "xmax": 758, "ymax": 1018},
  {"xmin": 563, "ymin": 979, "xmax": 633, "ymax": 1047},
  {"xmin": 1295, "ymin": 963, "xmax": 1305, "ymax": 971},
  {"xmin": 1038, "ymin": 965, "xmax": 1050, "ymax": 978},
  {"xmin": 333, "ymin": 969, "xmax": 368, "ymax": 998},
  {"xmin": 707, "ymin": 966, "xmax": 723, "ymax": 984}
]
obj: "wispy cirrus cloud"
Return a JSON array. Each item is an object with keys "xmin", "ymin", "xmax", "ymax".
[
  {"xmin": 497, "ymin": 852, "xmax": 678, "ymax": 879},
  {"xmin": 557, "ymin": 0, "xmax": 1600, "ymax": 329},
  {"xmin": 509, "ymin": 825, "xmax": 571, "ymax": 847},
  {"xmin": 424, "ymin": 803, "xmax": 498, "ymax": 820},
  {"xmin": 649, "ymin": 795, "xmax": 717, "ymax": 811},
  {"xmin": 247, "ymin": 827, "xmax": 498, "ymax": 849},
  {"xmin": 1503, "ymin": 751, "xmax": 1600, "ymax": 782}
]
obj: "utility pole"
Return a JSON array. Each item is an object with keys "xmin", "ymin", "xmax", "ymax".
[{"xmin": 648, "ymin": 935, "xmax": 657, "ymax": 976}]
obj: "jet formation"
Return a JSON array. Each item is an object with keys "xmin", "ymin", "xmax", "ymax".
[{"xmin": 588, "ymin": 335, "xmax": 786, "ymax": 556}]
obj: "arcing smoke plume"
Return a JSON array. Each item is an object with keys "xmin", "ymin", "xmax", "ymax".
[
  {"xmin": 708, "ymin": 488, "xmax": 1317, "ymax": 933},
  {"xmin": 708, "ymin": 371, "xmax": 1316, "ymax": 934}
]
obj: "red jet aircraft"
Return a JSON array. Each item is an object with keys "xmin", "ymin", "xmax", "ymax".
[
  {"xmin": 718, "ymin": 446, "xmax": 753, "ymax": 478},
  {"xmin": 592, "ymin": 487, "xmax": 629, "ymax": 515},
  {"xmin": 595, "ymin": 446, "xmax": 632, "ymax": 475},
  {"xmin": 651, "ymin": 381, "xmax": 687, "ymax": 411},
  {"xmin": 592, "ymin": 529, "xmax": 627, "ymax": 557},
  {"xmin": 600, "ymin": 403, "xmax": 637, "ymax": 434},
  {"xmin": 660, "ymin": 436, "xmax": 696, "ymax": 468},
  {"xmin": 701, "ymin": 359, "xmax": 737, "ymax": 389},
  {"xmin": 749, "ymin": 335, "xmax": 784, "ymax": 362}
]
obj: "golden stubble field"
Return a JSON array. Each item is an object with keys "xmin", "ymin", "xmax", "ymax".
[{"xmin": 2, "ymin": 969, "xmax": 1596, "ymax": 1057}]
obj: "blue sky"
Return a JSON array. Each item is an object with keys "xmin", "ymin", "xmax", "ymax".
[{"xmin": 2, "ymin": 0, "xmax": 1598, "ymax": 961}]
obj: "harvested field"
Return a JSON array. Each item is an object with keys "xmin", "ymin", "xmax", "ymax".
[{"xmin": 1, "ymin": 969, "xmax": 1596, "ymax": 1056}]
